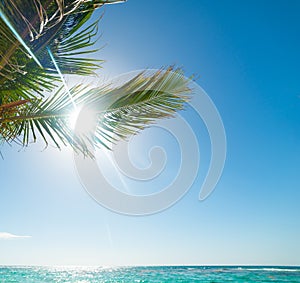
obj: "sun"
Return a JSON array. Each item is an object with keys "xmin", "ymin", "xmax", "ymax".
[
  {"xmin": 68, "ymin": 108, "xmax": 81, "ymax": 130},
  {"xmin": 68, "ymin": 107, "xmax": 98, "ymax": 134}
]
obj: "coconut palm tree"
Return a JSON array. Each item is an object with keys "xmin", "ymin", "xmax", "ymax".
[{"xmin": 0, "ymin": 0, "xmax": 191, "ymax": 157}]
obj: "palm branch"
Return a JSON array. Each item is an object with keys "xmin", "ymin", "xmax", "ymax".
[
  {"xmin": 0, "ymin": 69, "xmax": 191, "ymax": 157},
  {"xmin": 0, "ymin": 1, "xmax": 192, "ymax": 157},
  {"xmin": 1, "ymin": 0, "xmax": 120, "ymax": 100}
]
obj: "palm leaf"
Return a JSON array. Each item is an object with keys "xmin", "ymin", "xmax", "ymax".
[
  {"xmin": 0, "ymin": 0, "xmax": 125, "ymax": 101},
  {"xmin": 0, "ymin": 68, "xmax": 191, "ymax": 157}
]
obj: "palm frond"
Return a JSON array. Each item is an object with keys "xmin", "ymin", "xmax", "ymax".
[
  {"xmin": 42, "ymin": 18, "xmax": 104, "ymax": 76},
  {"xmin": 1, "ymin": 0, "xmax": 126, "ymax": 42},
  {"xmin": 0, "ymin": 68, "xmax": 191, "ymax": 157},
  {"xmin": 0, "ymin": 0, "xmax": 125, "ymax": 101},
  {"xmin": 95, "ymin": 69, "xmax": 191, "ymax": 145}
]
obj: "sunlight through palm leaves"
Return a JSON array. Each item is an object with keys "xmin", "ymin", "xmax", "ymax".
[{"xmin": 0, "ymin": 0, "xmax": 192, "ymax": 157}]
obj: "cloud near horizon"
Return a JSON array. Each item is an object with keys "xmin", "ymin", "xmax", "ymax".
[{"xmin": 0, "ymin": 232, "xmax": 32, "ymax": 240}]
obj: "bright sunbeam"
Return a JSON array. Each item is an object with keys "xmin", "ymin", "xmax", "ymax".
[
  {"xmin": 69, "ymin": 107, "xmax": 98, "ymax": 135},
  {"xmin": 68, "ymin": 108, "xmax": 81, "ymax": 130},
  {"xmin": 46, "ymin": 46, "xmax": 77, "ymax": 110}
]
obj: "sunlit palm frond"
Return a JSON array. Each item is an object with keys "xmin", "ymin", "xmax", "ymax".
[
  {"xmin": 95, "ymin": 68, "xmax": 191, "ymax": 145},
  {"xmin": 0, "ymin": 69, "xmax": 191, "ymax": 157}
]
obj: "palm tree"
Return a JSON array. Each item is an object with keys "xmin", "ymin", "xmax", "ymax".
[{"xmin": 0, "ymin": 0, "xmax": 191, "ymax": 157}]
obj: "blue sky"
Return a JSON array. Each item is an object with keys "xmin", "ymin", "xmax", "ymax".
[{"xmin": 0, "ymin": 0, "xmax": 300, "ymax": 266}]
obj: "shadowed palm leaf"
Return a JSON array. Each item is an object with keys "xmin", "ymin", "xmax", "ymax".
[{"xmin": 0, "ymin": 0, "xmax": 116, "ymax": 99}]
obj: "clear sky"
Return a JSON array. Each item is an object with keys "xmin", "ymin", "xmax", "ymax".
[{"xmin": 1, "ymin": 0, "xmax": 300, "ymax": 266}]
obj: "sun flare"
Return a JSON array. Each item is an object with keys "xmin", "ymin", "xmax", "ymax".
[
  {"xmin": 68, "ymin": 107, "xmax": 98, "ymax": 134},
  {"xmin": 68, "ymin": 108, "xmax": 81, "ymax": 130}
]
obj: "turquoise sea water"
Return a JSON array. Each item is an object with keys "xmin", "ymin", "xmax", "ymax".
[{"xmin": 0, "ymin": 266, "xmax": 299, "ymax": 282}]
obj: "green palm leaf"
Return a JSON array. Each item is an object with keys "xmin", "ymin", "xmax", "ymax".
[
  {"xmin": 0, "ymin": 0, "xmax": 125, "ymax": 101},
  {"xmin": 0, "ymin": 69, "xmax": 191, "ymax": 157}
]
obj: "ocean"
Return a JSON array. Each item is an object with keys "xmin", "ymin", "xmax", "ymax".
[{"xmin": 0, "ymin": 266, "xmax": 299, "ymax": 282}]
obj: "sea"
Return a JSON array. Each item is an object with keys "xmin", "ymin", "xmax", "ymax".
[{"xmin": 0, "ymin": 266, "xmax": 299, "ymax": 282}]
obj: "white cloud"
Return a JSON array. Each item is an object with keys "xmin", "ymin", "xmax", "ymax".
[{"xmin": 0, "ymin": 232, "xmax": 31, "ymax": 240}]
